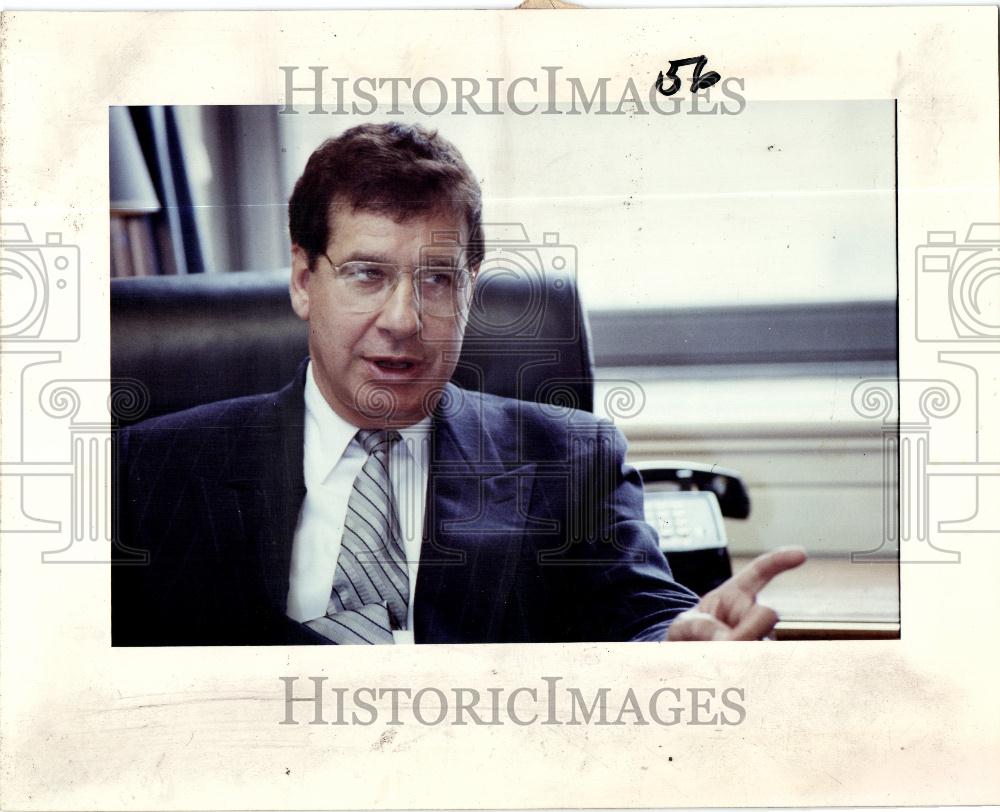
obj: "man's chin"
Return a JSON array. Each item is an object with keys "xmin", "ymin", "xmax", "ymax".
[{"xmin": 350, "ymin": 379, "xmax": 448, "ymax": 428}]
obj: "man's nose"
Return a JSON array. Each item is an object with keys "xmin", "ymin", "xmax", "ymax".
[{"xmin": 374, "ymin": 273, "xmax": 420, "ymax": 338}]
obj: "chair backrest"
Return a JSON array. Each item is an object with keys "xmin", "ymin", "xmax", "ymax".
[{"xmin": 110, "ymin": 268, "xmax": 595, "ymax": 426}]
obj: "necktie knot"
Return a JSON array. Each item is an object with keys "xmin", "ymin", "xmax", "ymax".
[{"xmin": 357, "ymin": 429, "xmax": 401, "ymax": 456}]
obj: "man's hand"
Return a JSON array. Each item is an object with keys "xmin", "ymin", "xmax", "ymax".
[{"xmin": 667, "ymin": 546, "xmax": 807, "ymax": 641}]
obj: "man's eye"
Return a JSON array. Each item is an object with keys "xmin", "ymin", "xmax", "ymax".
[
  {"xmin": 347, "ymin": 264, "xmax": 388, "ymax": 283},
  {"xmin": 421, "ymin": 270, "xmax": 456, "ymax": 288}
]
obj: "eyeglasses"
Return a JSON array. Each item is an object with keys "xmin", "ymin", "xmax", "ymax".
[{"xmin": 322, "ymin": 256, "xmax": 474, "ymax": 317}]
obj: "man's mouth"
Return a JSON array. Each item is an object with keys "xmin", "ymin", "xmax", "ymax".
[{"xmin": 366, "ymin": 356, "xmax": 423, "ymax": 375}]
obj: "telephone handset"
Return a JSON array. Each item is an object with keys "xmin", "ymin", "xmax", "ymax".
[{"xmin": 634, "ymin": 461, "xmax": 751, "ymax": 596}]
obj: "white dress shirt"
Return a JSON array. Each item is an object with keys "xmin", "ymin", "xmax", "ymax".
[{"xmin": 286, "ymin": 362, "xmax": 430, "ymax": 644}]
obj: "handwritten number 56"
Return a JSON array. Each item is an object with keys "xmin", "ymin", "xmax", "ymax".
[{"xmin": 656, "ymin": 55, "xmax": 722, "ymax": 97}]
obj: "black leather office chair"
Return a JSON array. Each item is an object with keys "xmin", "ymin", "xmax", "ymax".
[
  {"xmin": 110, "ymin": 268, "xmax": 741, "ymax": 594},
  {"xmin": 111, "ymin": 267, "xmax": 593, "ymax": 426}
]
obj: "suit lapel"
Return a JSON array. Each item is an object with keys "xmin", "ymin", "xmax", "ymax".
[
  {"xmin": 414, "ymin": 385, "xmax": 535, "ymax": 643},
  {"xmin": 221, "ymin": 364, "xmax": 307, "ymax": 614}
]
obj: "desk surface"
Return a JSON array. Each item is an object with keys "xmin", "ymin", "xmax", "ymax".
[{"xmin": 731, "ymin": 554, "xmax": 900, "ymax": 640}]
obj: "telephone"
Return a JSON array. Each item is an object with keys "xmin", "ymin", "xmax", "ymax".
[{"xmin": 634, "ymin": 461, "xmax": 751, "ymax": 596}]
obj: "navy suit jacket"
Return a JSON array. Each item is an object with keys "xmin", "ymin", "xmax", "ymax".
[{"xmin": 112, "ymin": 362, "xmax": 698, "ymax": 645}]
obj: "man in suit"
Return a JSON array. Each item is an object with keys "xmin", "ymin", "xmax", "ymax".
[{"xmin": 112, "ymin": 122, "xmax": 803, "ymax": 646}]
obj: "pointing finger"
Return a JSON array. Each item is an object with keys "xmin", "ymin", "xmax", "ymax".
[{"xmin": 730, "ymin": 546, "xmax": 807, "ymax": 597}]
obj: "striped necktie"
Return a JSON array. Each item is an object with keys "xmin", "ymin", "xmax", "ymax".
[{"xmin": 306, "ymin": 429, "xmax": 408, "ymax": 644}]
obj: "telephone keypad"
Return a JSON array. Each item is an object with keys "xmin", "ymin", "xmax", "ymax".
[{"xmin": 644, "ymin": 490, "xmax": 727, "ymax": 552}]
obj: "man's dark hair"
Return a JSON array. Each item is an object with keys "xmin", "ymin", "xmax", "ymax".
[{"xmin": 288, "ymin": 122, "xmax": 484, "ymax": 270}]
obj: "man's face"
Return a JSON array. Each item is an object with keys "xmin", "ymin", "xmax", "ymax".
[{"xmin": 290, "ymin": 207, "xmax": 474, "ymax": 428}]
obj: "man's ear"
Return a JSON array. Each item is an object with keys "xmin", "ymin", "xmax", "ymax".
[{"xmin": 289, "ymin": 245, "xmax": 312, "ymax": 320}]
